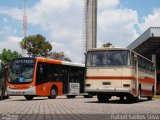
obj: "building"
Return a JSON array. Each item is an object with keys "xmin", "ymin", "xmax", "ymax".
[
  {"xmin": 86, "ymin": 0, "xmax": 97, "ymax": 52},
  {"xmin": 128, "ymin": 27, "xmax": 160, "ymax": 94}
]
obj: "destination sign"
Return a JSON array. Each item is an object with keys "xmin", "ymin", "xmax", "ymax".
[{"xmin": 12, "ymin": 59, "xmax": 35, "ymax": 64}]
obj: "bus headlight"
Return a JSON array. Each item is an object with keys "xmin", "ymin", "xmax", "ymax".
[{"xmin": 28, "ymin": 86, "xmax": 33, "ymax": 88}]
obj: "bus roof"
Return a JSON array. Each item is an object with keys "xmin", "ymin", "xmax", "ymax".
[
  {"xmin": 62, "ymin": 61, "xmax": 85, "ymax": 67},
  {"xmin": 87, "ymin": 47, "xmax": 154, "ymax": 63},
  {"xmin": 36, "ymin": 57, "xmax": 85, "ymax": 67},
  {"xmin": 36, "ymin": 57, "xmax": 62, "ymax": 64}
]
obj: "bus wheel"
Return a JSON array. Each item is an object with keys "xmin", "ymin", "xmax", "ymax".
[
  {"xmin": 147, "ymin": 87, "xmax": 154, "ymax": 101},
  {"xmin": 48, "ymin": 87, "xmax": 58, "ymax": 99},
  {"xmin": 66, "ymin": 95, "xmax": 76, "ymax": 99},
  {"xmin": 24, "ymin": 95, "xmax": 34, "ymax": 100},
  {"xmin": 97, "ymin": 95, "xmax": 109, "ymax": 103}
]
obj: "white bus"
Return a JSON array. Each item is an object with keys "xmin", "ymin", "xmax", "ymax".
[{"xmin": 85, "ymin": 47, "xmax": 156, "ymax": 103}]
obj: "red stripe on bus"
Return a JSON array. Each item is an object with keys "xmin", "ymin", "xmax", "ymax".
[{"xmin": 86, "ymin": 76, "xmax": 155, "ymax": 84}]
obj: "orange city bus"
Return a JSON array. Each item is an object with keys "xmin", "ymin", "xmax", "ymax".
[
  {"xmin": 85, "ymin": 47, "xmax": 156, "ymax": 103},
  {"xmin": 7, "ymin": 57, "xmax": 87, "ymax": 100}
]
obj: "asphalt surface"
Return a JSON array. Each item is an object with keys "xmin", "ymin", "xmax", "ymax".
[{"xmin": 0, "ymin": 96, "xmax": 159, "ymax": 120}]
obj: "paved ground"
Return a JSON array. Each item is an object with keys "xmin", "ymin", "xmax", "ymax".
[{"xmin": 0, "ymin": 96, "xmax": 160, "ymax": 120}]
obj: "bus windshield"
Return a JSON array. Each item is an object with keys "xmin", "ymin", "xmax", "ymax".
[
  {"xmin": 9, "ymin": 58, "xmax": 35, "ymax": 84},
  {"xmin": 87, "ymin": 50, "xmax": 130, "ymax": 67}
]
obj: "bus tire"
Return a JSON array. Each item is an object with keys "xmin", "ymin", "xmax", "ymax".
[
  {"xmin": 4, "ymin": 96, "xmax": 9, "ymax": 99},
  {"xmin": 48, "ymin": 87, "xmax": 58, "ymax": 99},
  {"xmin": 97, "ymin": 95, "xmax": 109, "ymax": 103},
  {"xmin": 24, "ymin": 95, "xmax": 34, "ymax": 100},
  {"xmin": 66, "ymin": 95, "xmax": 76, "ymax": 99},
  {"xmin": 147, "ymin": 87, "xmax": 154, "ymax": 101}
]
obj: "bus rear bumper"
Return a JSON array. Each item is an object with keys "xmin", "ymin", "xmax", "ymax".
[
  {"xmin": 85, "ymin": 88, "xmax": 132, "ymax": 94},
  {"xmin": 7, "ymin": 87, "xmax": 36, "ymax": 96}
]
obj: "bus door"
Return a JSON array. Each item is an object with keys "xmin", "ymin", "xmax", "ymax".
[
  {"xmin": 68, "ymin": 67, "xmax": 80, "ymax": 95},
  {"xmin": 36, "ymin": 62, "xmax": 49, "ymax": 96},
  {"xmin": 61, "ymin": 65, "xmax": 69, "ymax": 94}
]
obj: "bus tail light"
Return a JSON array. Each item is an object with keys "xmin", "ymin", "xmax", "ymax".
[
  {"xmin": 123, "ymin": 84, "xmax": 130, "ymax": 88},
  {"xmin": 85, "ymin": 84, "xmax": 91, "ymax": 87}
]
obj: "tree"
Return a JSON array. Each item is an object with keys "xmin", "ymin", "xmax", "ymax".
[
  {"xmin": 20, "ymin": 34, "xmax": 52, "ymax": 57},
  {"xmin": 0, "ymin": 49, "xmax": 22, "ymax": 63},
  {"xmin": 102, "ymin": 42, "xmax": 112, "ymax": 47},
  {"xmin": 50, "ymin": 51, "xmax": 72, "ymax": 62}
]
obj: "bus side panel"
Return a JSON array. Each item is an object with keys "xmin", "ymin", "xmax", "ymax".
[
  {"xmin": 121, "ymin": 68, "xmax": 136, "ymax": 97},
  {"xmin": 138, "ymin": 70, "xmax": 155, "ymax": 97}
]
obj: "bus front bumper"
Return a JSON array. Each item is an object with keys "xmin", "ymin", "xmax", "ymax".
[
  {"xmin": 85, "ymin": 88, "xmax": 132, "ymax": 94},
  {"xmin": 7, "ymin": 87, "xmax": 36, "ymax": 96}
]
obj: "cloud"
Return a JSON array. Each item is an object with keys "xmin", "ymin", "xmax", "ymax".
[
  {"xmin": 0, "ymin": 0, "xmax": 143, "ymax": 62},
  {"xmin": 0, "ymin": 0, "xmax": 84, "ymax": 62},
  {"xmin": 97, "ymin": 4, "xmax": 139, "ymax": 47},
  {"xmin": 98, "ymin": 0, "xmax": 119, "ymax": 10},
  {"xmin": 0, "ymin": 25, "xmax": 17, "ymax": 40},
  {"xmin": 0, "ymin": 36, "xmax": 22, "ymax": 52},
  {"xmin": 0, "ymin": 6, "xmax": 22, "ymax": 21},
  {"xmin": 139, "ymin": 8, "xmax": 160, "ymax": 31}
]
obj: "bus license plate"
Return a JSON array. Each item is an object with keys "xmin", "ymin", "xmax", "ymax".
[{"xmin": 16, "ymin": 92, "xmax": 22, "ymax": 94}]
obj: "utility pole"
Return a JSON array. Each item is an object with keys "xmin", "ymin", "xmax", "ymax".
[{"xmin": 23, "ymin": 0, "xmax": 28, "ymax": 38}]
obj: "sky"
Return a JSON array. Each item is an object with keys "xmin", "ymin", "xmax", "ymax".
[{"xmin": 0, "ymin": 0, "xmax": 160, "ymax": 63}]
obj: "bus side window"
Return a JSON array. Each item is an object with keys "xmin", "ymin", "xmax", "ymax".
[
  {"xmin": 47, "ymin": 64, "xmax": 61, "ymax": 82},
  {"xmin": 131, "ymin": 53, "xmax": 135, "ymax": 68}
]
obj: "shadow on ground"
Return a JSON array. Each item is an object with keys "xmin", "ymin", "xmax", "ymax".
[{"xmin": 85, "ymin": 98, "xmax": 152, "ymax": 104}]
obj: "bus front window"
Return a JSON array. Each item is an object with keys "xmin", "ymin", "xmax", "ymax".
[
  {"xmin": 9, "ymin": 62, "xmax": 35, "ymax": 84},
  {"xmin": 107, "ymin": 51, "xmax": 129, "ymax": 66},
  {"xmin": 87, "ymin": 51, "xmax": 106, "ymax": 67},
  {"xmin": 87, "ymin": 50, "xmax": 129, "ymax": 67}
]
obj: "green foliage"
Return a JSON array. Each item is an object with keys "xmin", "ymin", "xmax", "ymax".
[
  {"xmin": 0, "ymin": 49, "xmax": 22, "ymax": 63},
  {"xmin": 20, "ymin": 34, "xmax": 52, "ymax": 57},
  {"xmin": 50, "ymin": 51, "xmax": 72, "ymax": 62}
]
